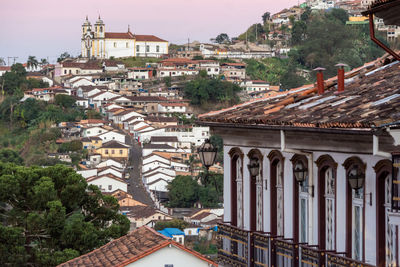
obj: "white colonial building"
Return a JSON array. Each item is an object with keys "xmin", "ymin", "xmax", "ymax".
[
  {"xmin": 81, "ymin": 16, "xmax": 169, "ymax": 59},
  {"xmin": 199, "ymin": 54, "xmax": 400, "ymax": 267}
]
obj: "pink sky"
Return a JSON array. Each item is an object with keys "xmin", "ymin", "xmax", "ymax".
[{"xmin": 0, "ymin": 0, "xmax": 300, "ymax": 63}]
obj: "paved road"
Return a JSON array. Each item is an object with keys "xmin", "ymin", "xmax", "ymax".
[{"xmin": 125, "ymin": 134, "xmax": 154, "ymax": 207}]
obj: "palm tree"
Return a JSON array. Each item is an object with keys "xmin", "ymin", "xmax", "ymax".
[
  {"xmin": 40, "ymin": 58, "xmax": 48, "ymax": 67},
  {"xmin": 27, "ymin": 56, "xmax": 39, "ymax": 70}
]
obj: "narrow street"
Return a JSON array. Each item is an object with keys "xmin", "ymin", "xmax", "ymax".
[{"xmin": 124, "ymin": 133, "xmax": 154, "ymax": 207}]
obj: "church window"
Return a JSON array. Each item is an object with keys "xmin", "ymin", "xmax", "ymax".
[
  {"xmin": 136, "ymin": 45, "xmax": 140, "ymax": 52},
  {"xmin": 114, "ymin": 42, "xmax": 117, "ymax": 48},
  {"xmin": 146, "ymin": 45, "xmax": 150, "ymax": 52},
  {"xmin": 100, "ymin": 26, "xmax": 103, "ymax": 32},
  {"xmin": 156, "ymin": 45, "xmax": 160, "ymax": 52},
  {"xmin": 126, "ymin": 42, "xmax": 129, "ymax": 48}
]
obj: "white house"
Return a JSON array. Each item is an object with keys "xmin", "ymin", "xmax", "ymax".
[
  {"xmin": 142, "ymin": 144, "xmax": 177, "ymax": 157},
  {"xmin": 157, "ymin": 103, "xmax": 187, "ymax": 114},
  {"xmin": 90, "ymin": 91, "xmax": 120, "ymax": 108},
  {"xmin": 82, "ymin": 126, "xmax": 108, "ymax": 137},
  {"xmin": 77, "ymin": 168, "xmax": 98, "ymax": 179},
  {"xmin": 87, "ymin": 174, "xmax": 128, "ymax": 193},
  {"xmin": 158, "ymin": 68, "xmax": 198, "ymax": 78},
  {"xmin": 240, "ymin": 80, "xmax": 271, "ymax": 93},
  {"xmin": 96, "ymin": 158, "xmax": 124, "ymax": 169},
  {"xmin": 58, "ymin": 226, "xmax": 217, "ymax": 267},
  {"xmin": 98, "ymin": 166, "xmax": 124, "ymax": 179},
  {"xmin": 98, "ymin": 130, "xmax": 126, "ymax": 144}
]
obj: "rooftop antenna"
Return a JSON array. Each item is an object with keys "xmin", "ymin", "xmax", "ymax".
[{"xmin": 128, "ymin": 24, "xmax": 130, "ymax": 32}]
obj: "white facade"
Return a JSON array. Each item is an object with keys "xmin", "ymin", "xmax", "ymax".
[
  {"xmin": 126, "ymin": 243, "xmax": 212, "ymax": 267},
  {"xmin": 98, "ymin": 167, "xmax": 124, "ymax": 178},
  {"xmin": 240, "ymin": 80, "xmax": 271, "ymax": 93},
  {"xmin": 88, "ymin": 175, "xmax": 128, "ymax": 193},
  {"xmin": 158, "ymin": 69, "xmax": 198, "ymax": 78},
  {"xmin": 96, "ymin": 158, "xmax": 124, "ymax": 169},
  {"xmin": 98, "ymin": 131, "xmax": 126, "ymax": 144},
  {"xmin": 77, "ymin": 169, "xmax": 98, "ymax": 179},
  {"xmin": 81, "ymin": 17, "xmax": 168, "ymax": 59},
  {"xmin": 82, "ymin": 126, "xmax": 107, "ymax": 137}
]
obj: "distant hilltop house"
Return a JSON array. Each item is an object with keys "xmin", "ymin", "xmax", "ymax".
[{"xmin": 81, "ymin": 16, "xmax": 169, "ymax": 59}]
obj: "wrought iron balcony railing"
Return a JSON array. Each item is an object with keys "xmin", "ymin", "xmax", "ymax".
[{"xmin": 217, "ymin": 222, "xmax": 375, "ymax": 267}]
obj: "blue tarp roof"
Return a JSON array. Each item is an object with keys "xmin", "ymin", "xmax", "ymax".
[{"xmin": 157, "ymin": 228, "xmax": 185, "ymax": 238}]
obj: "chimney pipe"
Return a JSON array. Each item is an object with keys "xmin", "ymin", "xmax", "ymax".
[
  {"xmin": 314, "ymin": 67, "xmax": 326, "ymax": 95},
  {"xmin": 335, "ymin": 63, "xmax": 347, "ymax": 93}
]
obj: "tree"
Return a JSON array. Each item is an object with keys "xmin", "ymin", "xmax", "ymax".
[
  {"xmin": 183, "ymin": 77, "xmax": 241, "ymax": 108},
  {"xmin": 57, "ymin": 52, "xmax": 71, "ymax": 63},
  {"xmin": 154, "ymin": 219, "xmax": 189, "ymax": 231},
  {"xmin": 215, "ymin": 33, "xmax": 230, "ymax": 44},
  {"xmin": 0, "ymin": 149, "xmax": 24, "ymax": 165},
  {"xmin": 163, "ymin": 76, "xmax": 172, "ymax": 87},
  {"xmin": 0, "ymin": 163, "xmax": 130, "ymax": 266},
  {"xmin": 40, "ymin": 58, "xmax": 49, "ymax": 66},
  {"xmin": 55, "ymin": 94, "xmax": 76, "ymax": 109},
  {"xmin": 0, "ymin": 57, "xmax": 5, "ymax": 66},
  {"xmin": 262, "ymin": 12, "xmax": 271, "ymax": 24},
  {"xmin": 167, "ymin": 175, "xmax": 199, "ymax": 208},
  {"xmin": 27, "ymin": 56, "xmax": 39, "ymax": 70}
]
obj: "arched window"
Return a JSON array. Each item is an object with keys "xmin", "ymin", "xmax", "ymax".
[
  {"xmin": 268, "ymin": 150, "xmax": 284, "ymax": 236},
  {"xmin": 248, "ymin": 149, "xmax": 263, "ymax": 232},
  {"xmin": 229, "ymin": 148, "xmax": 244, "ymax": 228},
  {"xmin": 291, "ymin": 154, "xmax": 309, "ymax": 243},
  {"xmin": 374, "ymin": 159, "xmax": 397, "ymax": 266},
  {"xmin": 315, "ymin": 155, "xmax": 337, "ymax": 251},
  {"xmin": 343, "ymin": 156, "xmax": 366, "ymax": 261},
  {"xmin": 100, "ymin": 26, "xmax": 103, "ymax": 32}
]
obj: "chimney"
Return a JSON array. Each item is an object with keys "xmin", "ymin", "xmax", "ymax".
[
  {"xmin": 314, "ymin": 67, "xmax": 326, "ymax": 95},
  {"xmin": 335, "ymin": 63, "xmax": 347, "ymax": 93}
]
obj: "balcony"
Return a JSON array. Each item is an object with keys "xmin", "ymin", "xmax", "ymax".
[{"xmin": 217, "ymin": 222, "xmax": 374, "ymax": 267}]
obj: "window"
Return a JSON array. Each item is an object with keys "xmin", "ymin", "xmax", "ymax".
[
  {"xmin": 146, "ymin": 45, "xmax": 150, "ymax": 52},
  {"xmin": 136, "ymin": 45, "xmax": 140, "ymax": 52},
  {"xmin": 108, "ymin": 185, "xmax": 112, "ymax": 191},
  {"xmin": 105, "ymin": 149, "xmax": 109, "ymax": 154},
  {"xmin": 114, "ymin": 42, "xmax": 117, "ymax": 48},
  {"xmin": 64, "ymin": 70, "xmax": 67, "ymax": 74},
  {"xmin": 119, "ymin": 150, "xmax": 123, "ymax": 154},
  {"xmin": 126, "ymin": 42, "xmax": 129, "ymax": 48},
  {"xmin": 343, "ymin": 157, "xmax": 366, "ymax": 261},
  {"xmin": 69, "ymin": 70, "xmax": 72, "ymax": 74},
  {"xmin": 76, "ymin": 70, "xmax": 79, "ymax": 74},
  {"xmin": 100, "ymin": 26, "xmax": 103, "ymax": 32},
  {"xmin": 111, "ymin": 150, "xmax": 115, "ymax": 154},
  {"xmin": 156, "ymin": 45, "xmax": 160, "ymax": 52},
  {"xmin": 164, "ymin": 265, "xmax": 173, "ymax": 267}
]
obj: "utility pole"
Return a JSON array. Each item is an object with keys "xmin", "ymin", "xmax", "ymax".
[
  {"xmin": 256, "ymin": 24, "xmax": 258, "ymax": 42},
  {"xmin": 7, "ymin": 56, "xmax": 18, "ymax": 66}
]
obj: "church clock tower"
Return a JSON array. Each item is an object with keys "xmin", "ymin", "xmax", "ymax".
[
  {"xmin": 81, "ymin": 16, "xmax": 93, "ymax": 58},
  {"xmin": 94, "ymin": 16, "xmax": 105, "ymax": 58}
]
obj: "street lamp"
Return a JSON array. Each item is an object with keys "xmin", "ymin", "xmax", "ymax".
[
  {"xmin": 348, "ymin": 165, "xmax": 365, "ymax": 190},
  {"xmin": 198, "ymin": 139, "xmax": 217, "ymax": 170},
  {"xmin": 293, "ymin": 161, "xmax": 307, "ymax": 185},
  {"xmin": 247, "ymin": 157, "xmax": 260, "ymax": 177},
  {"xmin": 293, "ymin": 160, "xmax": 313, "ymax": 197}
]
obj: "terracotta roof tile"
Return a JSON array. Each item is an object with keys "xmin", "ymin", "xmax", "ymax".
[{"xmin": 199, "ymin": 54, "xmax": 400, "ymax": 129}]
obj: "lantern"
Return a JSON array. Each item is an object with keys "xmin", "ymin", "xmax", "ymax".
[
  {"xmin": 348, "ymin": 165, "xmax": 365, "ymax": 190},
  {"xmin": 293, "ymin": 161, "xmax": 308, "ymax": 185},
  {"xmin": 198, "ymin": 139, "xmax": 217, "ymax": 169},
  {"xmin": 247, "ymin": 157, "xmax": 260, "ymax": 177}
]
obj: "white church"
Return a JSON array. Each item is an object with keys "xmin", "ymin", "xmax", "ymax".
[{"xmin": 81, "ymin": 16, "xmax": 169, "ymax": 59}]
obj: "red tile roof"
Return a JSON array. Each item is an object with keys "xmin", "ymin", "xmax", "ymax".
[
  {"xmin": 199, "ymin": 54, "xmax": 400, "ymax": 129},
  {"xmin": 0, "ymin": 66, "xmax": 11, "ymax": 71},
  {"xmin": 58, "ymin": 226, "xmax": 216, "ymax": 267},
  {"xmin": 135, "ymin": 34, "xmax": 167, "ymax": 42},
  {"xmin": 105, "ymin": 32, "xmax": 135, "ymax": 39}
]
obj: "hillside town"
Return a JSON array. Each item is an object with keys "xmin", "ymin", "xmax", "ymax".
[{"xmin": 1, "ymin": 0, "xmax": 400, "ymax": 266}]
